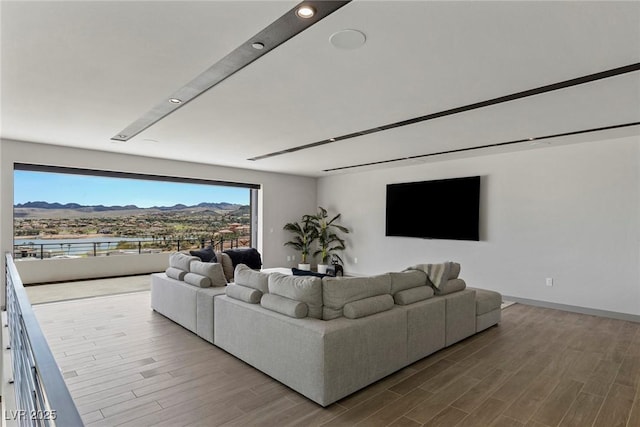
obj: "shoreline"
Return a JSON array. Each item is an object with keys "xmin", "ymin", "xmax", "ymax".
[{"xmin": 14, "ymin": 234, "xmax": 117, "ymax": 240}]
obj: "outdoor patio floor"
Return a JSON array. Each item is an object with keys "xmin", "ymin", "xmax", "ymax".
[{"xmin": 25, "ymin": 275, "xmax": 151, "ymax": 304}]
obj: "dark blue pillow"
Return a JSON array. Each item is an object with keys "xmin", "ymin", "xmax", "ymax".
[
  {"xmin": 292, "ymin": 267, "xmax": 328, "ymax": 278},
  {"xmin": 190, "ymin": 245, "xmax": 217, "ymax": 263},
  {"xmin": 224, "ymin": 248, "xmax": 262, "ymax": 270}
]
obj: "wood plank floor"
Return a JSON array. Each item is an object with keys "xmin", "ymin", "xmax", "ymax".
[{"xmin": 32, "ymin": 291, "xmax": 640, "ymax": 427}]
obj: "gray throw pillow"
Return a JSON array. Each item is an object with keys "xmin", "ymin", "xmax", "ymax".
[
  {"xmin": 183, "ymin": 273, "xmax": 211, "ymax": 288},
  {"xmin": 436, "ymin": 278, "xmax": 466, "ymax": 295},
  {"xmin": 448, "ymin": 262, "xmax": 461, "ymax": 279},
  {"xmin": 343, "ymin": 294, "xmax": 394, "ymax": 319},
  {"xmin": 394, "ymin": 286, "xmax": 434, "ymax": 305},
  {"xmin": 234, "ymin": 264, "xmax": 269, "ymax": 294},
  {"xmin": 261, "ymin": 294, "xmax": 308, "ymax": 319},
  {"xmin": 226, "ymin": 284, "xmax": 261, "ymax": 304},
  {"xmin": 169, "ymin": 252, "xmax": 198, "ymax": 272},
  {"xmin": 215, "ymin": 252, "xmax": 235, "ymax": 282},
  {"xmin": 190, "ymin": 261, "xmax": 227, "ymax": 287},
  {"xmin": 390, "ymin": 270, "xmax": 428, "ymax": 294},
  {"xmin": 268, "ymin": 273, "xmax": 322, "ymax": 319},
  {"xmin": 165, "ymin": 267, "xmax": 186, "ymax": 281},
  {"xmin": 322, "ymin": 274, "xmax": 391, "ymax": 320}
]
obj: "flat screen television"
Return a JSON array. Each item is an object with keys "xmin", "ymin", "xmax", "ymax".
[{"xmin": 385, "ymin": 176, "xmax": 481, "ymax": 241}]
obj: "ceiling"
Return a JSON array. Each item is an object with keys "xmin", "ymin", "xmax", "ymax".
[{"xmin": 2, "ymin": 1, "xmax": 639, "ymax": 178}]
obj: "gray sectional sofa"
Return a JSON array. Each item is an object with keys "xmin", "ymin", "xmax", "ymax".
[{"xmin": 150, "ymin": 255, "xmax": 502, "ymax": 407}]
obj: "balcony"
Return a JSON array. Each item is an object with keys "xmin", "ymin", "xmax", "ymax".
[{"xmin": 13, "ymin": 237, "xmax": 248, "ymax": 285}]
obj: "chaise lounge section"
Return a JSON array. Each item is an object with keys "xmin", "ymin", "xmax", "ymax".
[{"xmin": 150, "ymin": 250, "xmax": 234, "ymax": 343}]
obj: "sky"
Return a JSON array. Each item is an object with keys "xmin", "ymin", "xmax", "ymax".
[{"xmin": 14, "ymin": 171, "xmax": 250, "ymax": 207}]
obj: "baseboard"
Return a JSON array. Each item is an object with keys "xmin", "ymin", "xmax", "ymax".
[{"xmin": 501, "ymin": 295, "xmax": 640, "ymax": 323}]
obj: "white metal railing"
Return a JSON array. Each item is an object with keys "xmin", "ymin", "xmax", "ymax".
[{"xmin": 4, "ymin": 253, "xmax": 83, "ymax": 426}]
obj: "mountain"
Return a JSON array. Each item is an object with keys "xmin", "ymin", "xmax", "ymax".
[
  {"xmin": 13, "ymin": 201, "xmax": 248, "ymax": 220},
  {"xmin": 14, "ymin": 201, "xmax": 244, "ymax": 212}
]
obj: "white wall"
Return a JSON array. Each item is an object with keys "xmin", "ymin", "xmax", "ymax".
[
  {"xmin": 318, "ymin": 136, "xmax": 640, "ymax": 316},
  {"xmin": 14, "ymin": 253, "xmax": 170, "ymax": 284},
  {"xmin": 1, "ymin": 139, "xmax": 317, "ymax": 301}
]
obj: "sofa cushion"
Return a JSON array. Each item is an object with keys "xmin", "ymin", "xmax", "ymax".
[
  {"xmin": 165, "ymin": 267, "xmax": 186, "ymax": 281},
  {"xmin": 394, "ymin": 286, "xmax": 434, "ymax": 305},
  {"xmin": 224, "ymin": 248, "xmax": 262, "ymax": 270},
  {"xmin": 169, "ymin": 252, "xmax": 199, "ymax": 271},
  {"xmin": 234, "ymin": 264, "xmax": 269, "ymax": 295},
  {"xmin": 184, "ymin": 272, "xmax": 211, "ymax": 288},
  {"xmin": 472, "ymin": 288, "xmax": 502, "ymax": 315},
  {"xmin": 189, "ymin": 245, "xmax": 217, "ymax": 263},
  {"xmin": 449, "ymin": 262, "xmax": 461, "ymax": 279},
  {"xmin": 390, "ymin": 270, "xmax": 427, "ymax": 294},
  {"xmin": 261, "ymin": 294, "xmax": 309, "ymax": 319},
  {"xmin": 190, "ymin": 261, "xmax": 227, "ymax": 287},
  {"xmin": 215, "ymin": 252, "xmax": 234, "ymax": 282},
  {"xmin": 150, "ymin": 273, "xmax": 198, "ymax": 332},
  {"xmin": 343, "ymin": 294, "xmax": 394, "ymax": 319},
  {"xmin": 322, "ymin": 274, "xmax": 391, "ymax": 320},
  {"xmin": 226, "ymin": 284, "xmax": 261, "ymax": 304},
  {"xmin": 436, "ymin": 278, "xmax": 467, "ymax": 295},
  {"xmin": 268, "ymin": 273, "xmax": 323, "ymax": 319}
]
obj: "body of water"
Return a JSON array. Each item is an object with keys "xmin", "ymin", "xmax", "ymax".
[{"xmin": 14, "ymin": 237, "xmax": 158, "ymax": 256}]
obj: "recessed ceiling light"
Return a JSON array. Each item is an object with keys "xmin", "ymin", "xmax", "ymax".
[
  {"xmin": 169, "ymin": 98, "xmax": 182, "ymax": 104},
  {"xmin": 296, "ymin": 5, "xmax": 315, "ymax": 19},
  {"xmin": 251, "ymin": 42, "xmax": 265, "ymax": 50},
  {"xmin": 118, "ymin": 134, "xmax": 127, "ymax": 139}
]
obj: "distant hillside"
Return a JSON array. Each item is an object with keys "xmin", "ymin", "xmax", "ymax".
[
  {"xmin": 14, "ymin": 201, "xmax": 248, "ymax": 219},
  {"xmin": 15, "ymin": 201, "xmax": 242, "ymax": 211}
]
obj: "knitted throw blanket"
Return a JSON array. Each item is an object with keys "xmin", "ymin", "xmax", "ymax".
[{"xmin": 407, "ymin": 262, "xmax": 450, "ymax": 289}]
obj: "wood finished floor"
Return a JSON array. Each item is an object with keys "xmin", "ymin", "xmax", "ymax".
[{"xmin": 32, "ymin": 291, "xmax": 640, "ymax": 427}]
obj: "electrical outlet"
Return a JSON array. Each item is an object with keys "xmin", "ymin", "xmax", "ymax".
[
  {"xmin": 354, "ymin": 257, "xmax": 358, "ymax": 264},
  {"xmin": 546, "ymin": 278, "xmax": 553, "ymax": 287}
]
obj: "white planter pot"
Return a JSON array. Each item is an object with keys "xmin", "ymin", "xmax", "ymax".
[
  {"xmin": 298, "ymin": 263, "xmax": 311, "ymax": 271},
  {"xmin": 317, "ymin": 264, "xmax": 329, "ymax": 274}
]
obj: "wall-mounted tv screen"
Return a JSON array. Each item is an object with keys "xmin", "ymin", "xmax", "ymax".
[{"xmin": 385, "ymin": 176, "xmax": 480, "ymax": 241}]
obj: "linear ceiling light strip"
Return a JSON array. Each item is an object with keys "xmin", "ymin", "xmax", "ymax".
[
  {"xmin": 322, "ymin": 121, "xmax": 640, "ymax": 172},
  {"xmin": 248, "ymin": 62, "xmax": 640, "ymax": 161},
  {"xmin": 111, "ymin": 1, "xmax": 351, "ymax": 142}
]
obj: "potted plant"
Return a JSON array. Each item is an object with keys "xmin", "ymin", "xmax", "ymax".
[
  {"xmin": 310, "ymin": 207, "xmax": 349, "ymax": 274},
  {"xmin": 283, "ymin": 216, "xmax": 317, "ymax": 270}
]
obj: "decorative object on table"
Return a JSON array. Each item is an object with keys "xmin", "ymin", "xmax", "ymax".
[
  {"xmin": 309, "ymin": 206, "xmax": 349, "ymax": 274},
  {"xmin": 283, "ymin": 215, "xmax": 317, "ymax": 270},
  {"xmin": 326, "ymin": 254, "xmax": 344, "ymax": 277}
]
